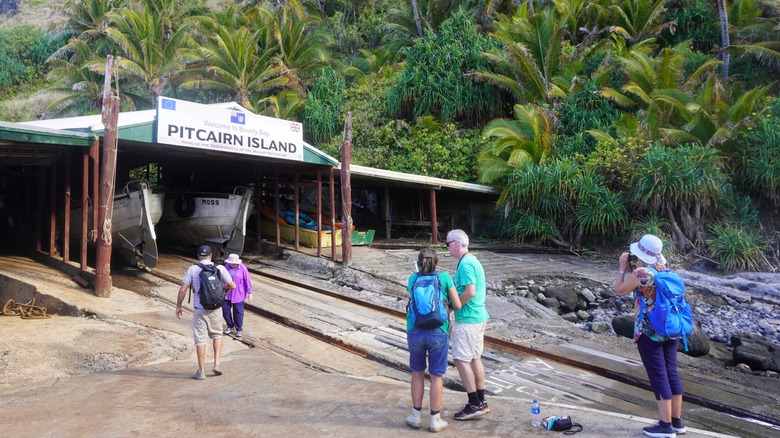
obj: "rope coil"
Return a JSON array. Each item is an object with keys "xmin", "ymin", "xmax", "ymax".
[{"xmin": 2, "ymin": 298, "xmax": 52, "ymax": 319}]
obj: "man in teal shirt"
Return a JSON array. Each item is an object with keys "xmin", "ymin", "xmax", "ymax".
[{"xmin": 446, "ymin": 229, "xmax": 490, "ymax": 421}]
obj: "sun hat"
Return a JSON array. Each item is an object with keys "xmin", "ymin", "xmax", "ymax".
[
  {"xmin": 197, "ymin": 245, "xmax": 212, "ymax": 257},
  {"xmin": 225, "ymin": 253, "xmax": 242, "ymax": 265},
  {"xmin": 629, "ymin": 234, "xmax": 666, "ymax": 265}
]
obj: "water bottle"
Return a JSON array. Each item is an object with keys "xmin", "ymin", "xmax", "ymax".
[{"xmin": 531, "ymin": 400, "xmax": 541, "ymax": 427}]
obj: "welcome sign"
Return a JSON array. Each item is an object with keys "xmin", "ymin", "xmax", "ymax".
[{"xmin": 156, "ymin": 97, "xmax": 304, "ymax": 161}]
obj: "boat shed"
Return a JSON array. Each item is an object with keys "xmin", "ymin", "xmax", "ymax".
[{"xmin": 344, "ymin": 165, "xmax": 499, "ymax": 244}]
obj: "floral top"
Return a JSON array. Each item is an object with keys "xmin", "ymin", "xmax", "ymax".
[{"xmin": 632, "ymin": 263, "xmax": 670, "ymax": 342}]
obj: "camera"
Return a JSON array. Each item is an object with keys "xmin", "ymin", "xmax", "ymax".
[{"xmin": 629, "ymin": 254, "xmax": 638, "ymax": 262}]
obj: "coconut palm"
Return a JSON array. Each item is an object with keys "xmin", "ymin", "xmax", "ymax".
[
  {"xmin": 255, "ymin": 4, "xmax": 333, "ymax": 95},
  {"xmin": 102, "ymin": 7, "xmax": 194, "ymax": 108},
  {"xmin": 607, "ymin": 0, "xmax": 675, "ymax": 47},
  {"xmin": 48, "ymin": 0, "xmax": 128, "ymax": 62},
  {"xmin": 182, "ymin": 26, "xmax": 288, "ymax": 111},
  {"xmin": 478, "ymin": 102, "xmax": 555, "ymax": 204},
  {"xmin": 471, "ymin": 3, "xmax": 588, "ymax": 104}
]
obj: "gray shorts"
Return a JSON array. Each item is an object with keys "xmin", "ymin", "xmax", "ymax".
[
  {"xmin": 451, "ymin": 321, "xmax": 487, "ymax": 362},
  {"xmin": 192, "ymin": 307, "xmax": 223, "ymax": 346}
]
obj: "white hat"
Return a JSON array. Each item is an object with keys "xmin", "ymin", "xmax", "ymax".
[
  {"xmin": 225, "ymin": 254, "xmax": 242, "ymax": 265},
  {"xmin": 630, "ymin": 234, "xmax": 665, "ymax": 265}
]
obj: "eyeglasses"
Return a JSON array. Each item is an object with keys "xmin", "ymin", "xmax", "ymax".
[{"xmin": 445, "ymin": 240, "xmax": 456, "ymax": 247}]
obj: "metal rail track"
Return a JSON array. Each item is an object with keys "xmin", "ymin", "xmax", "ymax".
[{"xmin": 151, "ymin": 253, "xmax": 780, "ymax": 432}]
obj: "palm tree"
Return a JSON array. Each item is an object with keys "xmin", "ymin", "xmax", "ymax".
[
  {"xmin": 470, "ymin": 3, "xmax": 586, "ymax": 103},
  {"xmin": 182, "ymin": 26, "xmax": 288, "ymax": 111},
  {"xmin": 48, "ymin": 0, "xmax": 127, "ymax": 62},
  {"xmin": 45, "ymin": 40, "xmax": 119, "ymax": 116},
  {"xmin": 255, "ymin": 4, "xmax": 333, "ymax": 95},
  {"xmin": 478, "ymin": 102, "xmax": 555, "ymax": 204},
  {"xmin": 103, "ymin": 7, "xmax": 194, "ymax": 108},
  {"xmin": 607, "ymin": 0, "xmax": 675, "ymax": 47}
]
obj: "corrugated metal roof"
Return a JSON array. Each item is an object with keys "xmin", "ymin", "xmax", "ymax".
[
  {"xmin": 346, "ymin": 164, "xmax": 498, "ymax": 195},
  {"xmin": 0, "ymin": 121, "xmax": 96, "ymax": 146},
  {"xmin": 20, "ymin": 102, "xmax": 338, "ymax": 167}
]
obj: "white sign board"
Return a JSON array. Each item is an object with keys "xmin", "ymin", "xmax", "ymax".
[{"xmin": 156, "ymin": 97, "xmax": 304, "ymax": 161}]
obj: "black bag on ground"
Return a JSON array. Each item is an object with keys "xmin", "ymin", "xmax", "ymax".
[
  {"xmin": 543, "ymin": 415, "xmax": 583, "ymax": 434},
  {"xmin": 195, "ymin": 262, "xmax": 226, "ymax": 309}
]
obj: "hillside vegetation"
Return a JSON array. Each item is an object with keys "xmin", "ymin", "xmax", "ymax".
[{"xmin": 0, "ymin": 0, "xmax": 778, "ymax": 271}]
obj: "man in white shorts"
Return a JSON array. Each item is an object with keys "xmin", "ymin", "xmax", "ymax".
[
  {"xmin": 446, "ymin": 229, "xmax": 490, "ymax": 420},
  {"xmin": 176, "ymin": 245, "xmax": 236, "ymax": 380}
]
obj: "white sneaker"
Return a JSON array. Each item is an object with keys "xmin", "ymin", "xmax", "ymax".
[
  {"xmin": 429, "ymin": 413, "xmax": 448, "ymax": 432},
  {"xmin": 223, "ymin": 327, "xmax": 233, "ymax": 335},
  {"xmin": 236, "ymin": 331, "xmax": 243, "ymax": 337},
  {"xmin": 406, "ymin": 408, "xmax": 421, "ymax": 428}
]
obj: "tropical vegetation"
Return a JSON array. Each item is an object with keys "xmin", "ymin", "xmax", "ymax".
[{"xmin": 0, "ymin": 0, "xmax": 778, "ymax": 271}]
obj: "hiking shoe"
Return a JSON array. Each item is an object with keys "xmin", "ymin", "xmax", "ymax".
[
  {"xmin": 672, "ymin": 418, "xmax": 686, "ymax": 435},
  {"xmin": 454, "ymin": 403, "xmax": 484, "ymax": 421},
  {"xmin": 429, "ymin": 413, "xmax": 448, "ymax": 432},
  {"xmin": 192, "ymin": 370, "xmax": 205, "ymax": 380},
  {"xmin": 643, "ymin": 421, "xmax": 676, "ymax": 438},
  {"xmin": 223, "ymin": 327, "xmax": 233, "ymax": 335},
  {"xmin": 406, "ymin": 408, "xmax": 421, "ymax": 428},
  {"xmin": 236, "ymin": 331, "xmax": 242, "ymax": 337},
  {"xmin": 212, "ymin": 365, "xmax": 222, "ymax": 376},
  {"xmin": 479, "ymin": 401, "xmax": 490, "ymax": 414}
]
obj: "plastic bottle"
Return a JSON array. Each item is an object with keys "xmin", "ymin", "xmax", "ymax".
[{"xmin": 531, "ymin": 400, "xmax": 541, "ymax": 427}]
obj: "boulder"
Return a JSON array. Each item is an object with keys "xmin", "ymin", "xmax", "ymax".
[
  {"xmin": 612, "ymin": 315, "xmax": 634, "ymax": 339},
  {"xmin": 591, "ymin": 321, "xmax": 612, "ymax": 334},
  {"xmin": 680, "ymin": 323, "xmax": 710, "ymax": 357},
  {"xmin": 544, "ymin": 287, "xmax": 579, "ymax": 312},
  {"xmin": 731, "ymin": 333, "xmax": 780, "ymax": 372}
]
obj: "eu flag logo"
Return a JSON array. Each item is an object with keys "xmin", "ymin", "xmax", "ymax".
[
  {"xmin": 230, "ymin": 112, "xmax": 246, "ymax": 125},
  {"xmin": 161, "ymin": 98, "xmax": 176, "ymax": 110}
]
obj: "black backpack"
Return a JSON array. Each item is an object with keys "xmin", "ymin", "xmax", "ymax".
[{"xmin": 195, "ymin": 262, "xmax": 226, "ymax": 309}]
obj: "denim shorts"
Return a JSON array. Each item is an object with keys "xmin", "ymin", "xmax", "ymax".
[{"xmin": 407, "ymin": 328, "xmax": 449, "ymax": 376}]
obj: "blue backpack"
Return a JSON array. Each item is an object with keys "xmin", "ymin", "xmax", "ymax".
[
  {"xmin": 408, "ymin": 271, "xmax": 447, "ymax": 329},
  {"xmin": 640, "ymin": 267, "xmax": 695, "ymax": 351}
]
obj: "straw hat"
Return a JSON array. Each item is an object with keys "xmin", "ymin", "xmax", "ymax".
[{"xmin": 225, "ymin": 253, "xmax": 242, "ymax": 265}]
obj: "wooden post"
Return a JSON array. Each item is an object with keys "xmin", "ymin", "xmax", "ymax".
[
  {"xmin": 384, "ymin": 184, "xmax": 391, "ymax": 239},
  {"xmin": 49, "ymin": 163, "xmax": 56, "ymax": 257},
  {"xmin": 329, "ymin": 168, "xmax": 336, "ymax": 261},
  {"xmin": 63, "ymin": 148, "xmax": 72, "ymax": 262},
  {"xmin": 316, "ymin": 169, "xmax": 322, "ymax": 257},
  {"xmin": 274, "ymin": 170, "xmax": 281, "ymax": 246},
  {"xmin": 294, "ymin": 172, "xmax": 300, "ymax": 251},
  {"xmin": 429, "ymin": 188, "xmax": 438, "ymax": 244},
  {"xmin": 81, "ymin": 146, "xmax": 91, "ymax": 270},
  {"xmin": 95, "ymin": 56, "xmax": 119, "ymax": 298},
  {"xmin": 340, "ymin": 113, "xmax": 353, "ymax": 266}
]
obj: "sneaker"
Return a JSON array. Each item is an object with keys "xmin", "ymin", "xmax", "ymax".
[
  {"xmin": 643, "ymin": 421, "xmax": 677, "ymax": 438},
  {"xmin": 406, "ymin": 408, "xmax": 421, "ymax": 428},
  {"xmin": 672, "ymin": 419, "xmax": 686, "ymax": 435},
  {"xmin": 429, "ymin": 413, "xmax": 448, "ymax": 432},
  {"xmin": 212, "ymin": 365, "xmax": 222, "ymax": 376},
  {"xmin": 223, "ymin": 327, "xmax": 233, "ymax": 335},
  {"xmin": 454, "ymin": 403, "xmax": 484, "ymax": 421},
  {"xmin": 236, "ymin": 331, "xmax": 243, "ymax": 337},
  {"xmin": 192, "ymin": 370, "xmax": 205, "ymax": 380},
  {"xmin": 479, "ymin": 401, "xmax": 490, "ymax": 414}
]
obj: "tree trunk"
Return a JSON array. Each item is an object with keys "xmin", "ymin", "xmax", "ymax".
[
  {"xmin": 718, "ymin": 0, "xmax": 730, "ymax": 78},
  {"xmin": 410, "ymin": 0, "xmax": 424, "ymax": 38}
]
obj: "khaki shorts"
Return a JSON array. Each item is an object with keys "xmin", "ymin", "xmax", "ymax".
[
  {"xmin": 451, "ymin": 321, "xmax": 487, "ymax": 362},
  {"xmin": 192, "ymin": 307, "xmax": 223, "ymax": 346}
]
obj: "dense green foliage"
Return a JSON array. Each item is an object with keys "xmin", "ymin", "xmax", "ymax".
[{"xmin": 1, "ymin": 0, "xmax": 779, "ymax": 270}]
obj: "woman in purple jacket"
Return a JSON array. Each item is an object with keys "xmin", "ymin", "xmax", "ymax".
[{"xmin": 222, "ymin": 254, "xmax": 253, "ymax": 337}]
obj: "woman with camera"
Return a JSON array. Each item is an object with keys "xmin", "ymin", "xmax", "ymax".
[{"xmin": 614, "ymin": 234, "xmax": 686, "ymax": 438}]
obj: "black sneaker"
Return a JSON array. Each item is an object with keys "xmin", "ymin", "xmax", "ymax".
[
  {"xmin": 478, "ymin": 401, "xmax": 490, "ymax": 414},
  {"xmin": 671, "ymin": 418, "xmax": 686, "ymax": 435},
  {"xmin": 454, "ymin": 403, "xmax": 484, "ymax": 421},
  {"xmin": 642, "ymin": 421, "xmax": 676, "ymax": 438}
]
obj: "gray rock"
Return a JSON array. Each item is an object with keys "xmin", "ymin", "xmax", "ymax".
[
  {"xmin": 544, "ymin": 287, "xmax": 579, "ymax": 312},
  {"xmin": 591, "ymin": 321, "xmax": 612, "ymax": 334},
  {"xmin": 576, "ymin": 310, "xmax": 591, "ymax": 321},
  {"xmin": 580, "ymin": 288, "xmax": 597, "ymax": 302},
  {"xmin": 541, "ymin": 297, "xmax": 560, "ymax": 310},
  {"xmin": 561, "ymin": 312, "xmax": 579, "ymax": 323},
  {"xmin": 731, "ymin": 333, "xmax": 780, "ymax": 372},
  {"xmin": 612, "ymin": 315, "xmax": 634, "ymax": 339},
  {"xmin": 0, "ymin": 0, "xmax": 19, "ymax": 16},
  {"xmin": 680, "ymin": 323, "xmax": 710, "ymax": 357}
]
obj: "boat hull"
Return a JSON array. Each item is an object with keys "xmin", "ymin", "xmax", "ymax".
[
  {"xmin": 156, "ymin": 186, "xmax": 254, "ymax": 257},
  {"xmin": 261, "ymin": 219, "xmax": 342, "ymax": 248}
]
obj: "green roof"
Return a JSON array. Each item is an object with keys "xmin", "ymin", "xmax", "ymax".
[{"xmin": 0, "ymin": 121, "xmax": 96, "ymax": 147}]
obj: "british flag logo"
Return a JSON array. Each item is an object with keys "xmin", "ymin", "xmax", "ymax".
[{"xmin": 290, "ymin": 123, "xmax": 301, "ymax": 133}]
